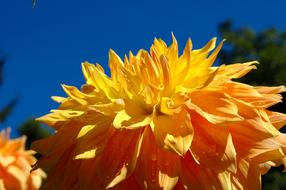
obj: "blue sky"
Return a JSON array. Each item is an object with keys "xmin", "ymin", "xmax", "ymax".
[{"xmin": 1, "ymin": 0, "xmax": 286, "ymax": 137}]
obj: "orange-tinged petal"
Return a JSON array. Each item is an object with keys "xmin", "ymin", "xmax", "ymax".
[
  {"xmin": 40, "ymin": 145, "xmax": 81, "ymax": 190},
  {"xmin": 75, "ymin": 121, "xmax": 112, "ymax": 159},
  {"xmin": 0, "ymin": 180, "xmax": 5, "ymax": 190},
  {"xmin": 246, "ymin": 134, "xmax": 286, "ymax": 162},
  {"xmin": 180, "ymin": 152, "xmax": 231, "ymax": 190},
  {"xmin": 135, "ymin": 127, "xmax": 180, "ymax": 190},
  {"xmin": 232, "ymin": 159, "xmax": 262, "ymax": 190},
  {"xmin": 150, "ymin": 109, "xmax": 193, "ymax": 156},
  {"xmin": 110, "ymin": 174, "xmax": 141, "ymax": 190},
  {"xmin": 215, "ymin": 61, "xmax": 258, "ymax": 80},
  {"xmin": 190, "ymin": 111, "xmax": 237, "ymax": 173},
  {"xmin": 187, "ymin": 91, "xmax": 242, "ymax": 124},
  {"xmin": 32, "ymin": 122, "xmax": 82, "ymax": 156},
  {"xmin": 222, "ymin": 82, "xmax": 285, "ymax": 108},
  {"xmin": 266, "ymin": 110, "xmax": 286, "ymax": 129},
  {"xmin": 96, "ymin": 128, "xmax": 143, "ymax": 188},
  {"xmin": 255, "ymin": 85, "xmax": 286, "ymax": 94},
  {"xmin": 228, "ymin": 100, "xmax": 282, "ymax": 157},
  {"xmin": 78, "ymin": 158, "xmax": 104, "ymax": 190}
]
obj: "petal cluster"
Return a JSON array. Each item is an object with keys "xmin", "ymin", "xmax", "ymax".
[
  {"xmin": 33, "ymin": 35, "xmax": 286, "ymax": 190},
  {"xmin": 0, "ymin": 129, "xmax": 46, "ymax": 190}
]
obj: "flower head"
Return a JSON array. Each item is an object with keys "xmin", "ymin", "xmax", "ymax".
[
  {"xmin": 0, "ymin": 129, "xmax": 46, "ymax": 190},
  {"xmin": 33, "ymin": 35, "xmax": 286, "ymax": 189}
]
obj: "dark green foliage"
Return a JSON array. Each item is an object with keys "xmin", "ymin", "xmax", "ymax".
[
  {"xmin": 0, "ymin": 52, "xmax": 18, "ymax": 124},
  {"xmin": 18, "ymin": 119, "xmax": 51, "ymax": 149},
  {"xmin": 0, "ymin": 55, "xmax": 4, "ymax": 85},
  {"xmin": 262, "ymin": 166, "xmax": 286, "ymax": 190},
  {"xmin": 218, "ymin": 20, "xmax": 286, "ymax": 190},
  {"xmin": 218, "ymin": 20, "xmax": 286, "ymax": 86},
  {"xmin": 0, "ymin": 98, "xmax": 18, "ymax": 123}
]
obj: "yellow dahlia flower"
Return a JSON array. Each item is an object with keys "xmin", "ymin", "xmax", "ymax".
[
  {"xmin": 0, "ymin": 129, "xmax": 46, "ymax": 190},
  {"xmin": 32, "ymin": 35, "xmax": 286, "ymax": 190}
]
